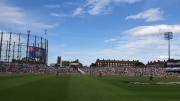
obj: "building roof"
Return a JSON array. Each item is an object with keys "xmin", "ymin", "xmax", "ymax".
[{"xmin": 96, "ymin": 59, "xmax": 138, "ymax": 63}]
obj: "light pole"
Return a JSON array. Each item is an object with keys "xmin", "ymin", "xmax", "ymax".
[{"xmin": 164, "ymin": 32, "xmax": 173, "ymax": 60}]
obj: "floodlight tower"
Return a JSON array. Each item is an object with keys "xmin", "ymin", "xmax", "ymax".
[{"xmin": 164, "ymin": 32, "xmax": 173, "ymax": 60}]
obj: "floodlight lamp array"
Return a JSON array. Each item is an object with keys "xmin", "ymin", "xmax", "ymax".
[{"xmin": 164, "ymin": 32, "xmax": 173, "ymax": 40}]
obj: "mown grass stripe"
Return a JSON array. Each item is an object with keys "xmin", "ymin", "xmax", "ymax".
[
  {"xmin": 68, "ymin": 75, "xmax": 152, "ymax": 101},
  {"xmin": 0, "ymin": 74, "xmax": 53, "ymax": 91},
  {"xmin": 0, "ymin": 74, "xmax": 180, "ymax": 101},
  {"xmin": 0, "ymin": 74, "xmax": 71, "ymax": 101}
]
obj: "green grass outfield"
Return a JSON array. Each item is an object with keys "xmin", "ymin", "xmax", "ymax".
[{"xmin": 0, "ymin": 74, "xmax": 180, "ymax": 101}]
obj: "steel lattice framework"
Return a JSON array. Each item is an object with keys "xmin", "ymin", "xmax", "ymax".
[{"xmin": 0, "ymin": 31, "xmax": 48, "ymax": 65}]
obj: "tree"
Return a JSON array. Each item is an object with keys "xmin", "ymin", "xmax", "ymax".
[
  {"xmin": 135, "ymin": 61, "xmax": 144, "ymax": 66},
  {"xmin": 164, "ymin": 62, "xmax": 167, "ymax": 68},
  {"xmin": 90, "ymin": 63, "xmax": 96, "ymax": 67}
]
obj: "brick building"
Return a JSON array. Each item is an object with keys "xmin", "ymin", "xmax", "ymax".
[
  {"xmin": 61, "ymin": 61, "xmax": 71, "ymax": 67},
  {"xmin": 95, "ymin": 59, "xmax": 139, "ymax": 67},
  {"xmin": 70, "ymin": 59, "xmax": 83, "ymax": 69},
  {"xmin": 147, "ymin": 60, "xmax": 166, "ymax": 68}
]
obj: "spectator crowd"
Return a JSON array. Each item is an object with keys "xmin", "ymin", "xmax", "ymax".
[
  {"xmin": 0, "ymin": 63, "xmax": 180, "ymax": 77},
  {"xmin": 79, "ymin": 67, "xmax": 180, "ymax": 77}
]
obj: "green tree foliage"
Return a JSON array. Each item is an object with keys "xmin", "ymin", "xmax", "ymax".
[
  {"xmin": 164, "ymin": 62, "xmax": 167, "ymax": 68},
  {"xmin": 90, "ymin": 63, "xmax": 96, "ymax": 67},
  {"xmin": 135, "ymin": 61, "xmax": 144, "ymax": 66}
]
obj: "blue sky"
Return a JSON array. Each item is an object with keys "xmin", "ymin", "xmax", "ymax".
[{"xmin": 1, "ymin": 0, "xmax": 180, "ymax": 66}]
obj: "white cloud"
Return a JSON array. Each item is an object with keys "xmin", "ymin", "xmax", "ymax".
[
  {"xmin": 46, "ymin": 0, "xmax": 142, "ymax": 17},
  {"xmin": 125, "ymin": 25, "xmax": 180, "ymax": 36},
  {"xmin": 86, "ymin": 0, "xmax": 141, "ymax": 15},
  {"xmin": 126, "ymin": 8, "xmax": 163, "ymax": 22},
  {"xmin": 0, "ymin": 1, "xmax": 58, "ymax": 32},
  {"xmin": 44, "ymin": 4, "xmax": 61, "ymax": 8},
  {"xmin": 104, "ymin": 38, "xmax": 117, "ymax": 42},
  {"xmin": 31, "ymin": 23, "xmax": 59, "ymax": 29},
  {"xmin": 0, "ymin": 2, "xmax": 26, "ymax": 25},
  {"xmin": 158, "ymin": 55, "xmax": 169, "ymax": 60},
  {"xmin": 60, "ymin": 43, "xmax": 66, "ymax": 47},
  {"xmin": 73, "ymin": 7, "xmax": 83, "ymax": 16},
  {"xmin": 63, "ymin": 2, "xmax": 82, "ymax": 6},
  {"xmin": 50, "ymin": 13, "xmax": 69, "ymax": 17},
  {"xmin": 87, "ymin": 0, "xmax": 111, "ymax": 15},
  {"xmin": 113, "ymin": 0, "xmax": 142, "ymax": 3}
]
